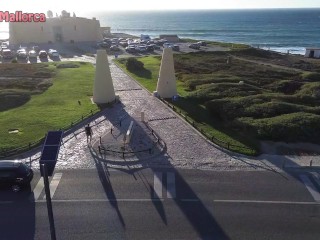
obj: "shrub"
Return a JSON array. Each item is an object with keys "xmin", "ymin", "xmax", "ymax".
[
  {"xmin": 126, "ymin": 58, "xmax": 144, "ymax": 72},
  {"xmin": 238, "ymin": 112, "xmax": 320, "ymax": 142},
  {"xmin": 56, "ymin": 63, "xmax": 80, "ymax": 69}
]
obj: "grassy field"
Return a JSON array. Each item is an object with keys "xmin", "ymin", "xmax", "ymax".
[
  {"xmin": 0, "ymin": 62, "xmax": 99, "ymax": 150},
  {"xmin": 115, "ymin": 48, "xmax": 320, "ymax": 155}
]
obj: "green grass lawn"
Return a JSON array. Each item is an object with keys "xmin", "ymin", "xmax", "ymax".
[{"xmin": 0, "ymin": 62, "xmax": 99, "ymax": 150}]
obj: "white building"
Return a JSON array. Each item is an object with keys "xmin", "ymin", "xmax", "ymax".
[
  {"xmin": 305, "ymin": 48, "xmax": 320, "ymax": 58},
  {"xmin": 9, "ymin": 14, "xmax": 103, "ymax": 45}
]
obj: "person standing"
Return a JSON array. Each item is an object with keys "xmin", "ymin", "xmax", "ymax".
[{"xmin": 85, "ymin": 124, "xmax": 93, "ymax": 142}]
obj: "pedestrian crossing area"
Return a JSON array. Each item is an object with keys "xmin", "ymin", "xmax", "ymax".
[
  {"xmin": 153, "ymin": 172, "xmax": 176, "ymax": 199},
  {"xmin": 299, "ymin": 172, "xmax": 320, "ymax": 202}
]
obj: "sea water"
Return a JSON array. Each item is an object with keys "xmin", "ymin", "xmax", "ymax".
[{"xmin": 1, "ymin": 9, "xmax": 320, "ymax": 55}]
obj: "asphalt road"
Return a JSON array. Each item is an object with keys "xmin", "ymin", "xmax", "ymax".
[{"xmin": 0, "ymin": 168, "xmax": 320, "ymax": 240}]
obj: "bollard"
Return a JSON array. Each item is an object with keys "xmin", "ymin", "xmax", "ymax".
[
  {"xmin": 149, "ymin": 148, "xmax": 152, "ymax": 154},
  {"xmin": 98, "ymin": 146, "xmax": 101, "ymax": 154},
  {"xmin": 99, "ymin": 137, "xmax": 102, "ymax": 144},
  {"xmin": 122, "ymin": 152, "xmax": 125, "ymax": 158},
  {"xmin": 119, "ymin": 120, "xmax": 122, "ymax": 127},
  {"xmin": 227, "ymin": 142, "xmax": 230, "ymax": 149},
  {"xmin": 310, "ymin": 160, "xmax": 313, "ymax": 167},
  {"xmin": 111, "ymin": 128, "xmax": 113, "ymax": 134}
]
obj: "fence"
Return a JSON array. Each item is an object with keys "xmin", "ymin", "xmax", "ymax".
[
  {"xmin": 0, "ymin": 108, "xmax": 100, "ymax": 159},
  {"xmin": 158, "ymin": 97, "xmax": 257, "ymax": 155},
  {"xmin": 97, "ymin": 121, "xmax": 166, "ymax": 158}
]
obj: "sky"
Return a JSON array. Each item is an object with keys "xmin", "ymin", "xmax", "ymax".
[{"xmin": 2, "ymin": 0, "xmax": 320, "ymax": 13}]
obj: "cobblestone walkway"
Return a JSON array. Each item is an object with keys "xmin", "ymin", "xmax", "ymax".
[{"xmin": 18, "ymin": 56, "xmax": 320, "ymax": 171}]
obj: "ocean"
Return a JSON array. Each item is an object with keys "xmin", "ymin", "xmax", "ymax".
[{"xmin": 1, "ymin": 9, "xmax": 320, "ymax": 55}]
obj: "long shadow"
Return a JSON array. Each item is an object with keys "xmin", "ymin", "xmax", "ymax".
[
  {"xmin": 89, "ymin": 147, "xmax": 126, "ymax": 228},
  {"xmin": 0, "ymin": 187, "xmax": 35, "ymax": 239},
  {"xmin": 91, "ymin": 105, "xmax": 230, "ymax": 239}
]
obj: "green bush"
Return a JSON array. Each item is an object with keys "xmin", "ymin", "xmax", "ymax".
[
  {"xmin": 126, "ymin": 57, "xmax": 144, "ymax": 72},
  {"xmin": 238, "ymin": 112, "xmax": 320, "ymax": 142}
]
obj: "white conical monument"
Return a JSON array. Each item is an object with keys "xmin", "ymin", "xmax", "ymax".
[
  {"xmin": 156, "ymin": 47, "xmax": 177, "ymax": 98},
  {"xmin": 93, "ymin": 50, "xmax": 116, "ymax": 104}
]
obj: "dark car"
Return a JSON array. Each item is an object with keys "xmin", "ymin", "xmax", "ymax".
[
  {"xmin": 189, "ymin": 43, "xmax": 200, "ymax": 50},
  {"xmin": 39, "ymin": 50, "xmax": 48, "ymax": 58},
  {"xmin": 172, "ymin": 45, "xmax": 180, "ymax": 51},
  {"xmin": 0, "ymin": 160, "xmax": 33, "ymax": 192}
]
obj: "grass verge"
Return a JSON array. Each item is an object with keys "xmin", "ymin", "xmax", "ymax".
[{"xmin": 0, "ymin": 62, "xmax": 99, "ymax": 151}]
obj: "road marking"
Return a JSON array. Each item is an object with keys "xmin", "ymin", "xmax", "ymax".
[
  {"xmin": 213, "ymin": 199, "xmax": 320, "ymax": 205},
  {"xmin": 299, "ymin": 175, "xmax": 320, "ymax": 202},
  {"xmin": 36, "ymin": 198, "xmax": 165, "ymax": 203},
  {"xmin": 32, "ymin": 177, "xmax": 44, "ymax": 200},
  {"xmin": 153, "ymin": 172, "xmax": 163, "ymax": 198},
  {"xmin": 310, "ymin": 172, "xmax": 320, "ymax": 186},
  {"xmin": 43, "ymin": 173, "xmax": 63, "ymax": 200},
  {"xmin": 180, "ymin": 199, "xmax": 199, "ymax": 202},
  {"xmin": 167, "ymin": 172, "xmax": 176, "ymax": 198}
]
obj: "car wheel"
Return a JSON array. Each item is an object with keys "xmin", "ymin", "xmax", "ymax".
[{"xmin": 12, "ymin": 184, "xmax": 21, "ymax": 192}]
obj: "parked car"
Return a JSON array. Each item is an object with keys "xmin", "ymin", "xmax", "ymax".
[
  {"xmin": 0, "ymin": 160, "xmax": 33, "ymax": 192},
  {"xmin": 39, "ymin": 50, "xmax": 48, "ymax": 58},
  {"xmin": 125, "ymin": 46, "xmax": 136, "ymax": 53},
  {"xmin": 197, "ymin": 41, "xmax": 207, "ymax": 46},
  {"xmin": 32, "ymin": 46, "xmax": 40, "ymax": 52},
  {"xmin": 48, "ymin": 49, "xmax": 59, "ymax": 57},
  {"xmin": 135, "ymin": 45, "xmax": 147, "ymax": 52},
  {"xmin": 16, "ymin": 49, "xmax": 28, "ymax": 59},
  {"xmin": 110, "ymin": 45, "xmax": 120, "ymax": 51},
  {"xmin": 146, "ymin": 45, "xmax": 154, "ymax": 52},
  {"xmin": 189, "ymin": 43, "xmax": 200, "ymax": 50},
  {"xmin": 163, "ymin": 42, "xmax": 173, "ymax": 48},
  {"xmin": 1, "ymin": 49, "xmax": 13, "ymax": 59},
  {"xmin": 28, "ymin": 50, "xmax": 37, "ymax": 58},
  {"xmin": 172, "ymin": 45, "xmax": 180, "ymax": 51}
]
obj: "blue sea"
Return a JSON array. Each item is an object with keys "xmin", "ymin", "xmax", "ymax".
[{"xmin": 1, "ymin": 9, "xmax": 320, "ymax": 55}]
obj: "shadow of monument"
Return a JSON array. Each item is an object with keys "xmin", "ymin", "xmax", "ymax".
[{"xmin": 89, "ymin": 106, "xmax": 230, "ymax": 239}]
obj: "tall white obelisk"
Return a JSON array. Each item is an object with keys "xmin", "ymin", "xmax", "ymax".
[
  {"xmin": 93, "ymin": 50, "xmax": 115, "ymax": 103},
  {"xmin": 156, "ymin": 47, "xmax": 177, "ymax": 98}
]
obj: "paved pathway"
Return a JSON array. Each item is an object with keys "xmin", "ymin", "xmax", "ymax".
[{"xmin": 18, "ymin": 56, "xmax": 320, "ymax": 171}]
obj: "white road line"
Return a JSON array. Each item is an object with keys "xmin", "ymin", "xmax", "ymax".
[
  {"xmin": 299, "ymin": 175, "xmax": 320, "ymax": 202},
  {"xmin": 167, "ymin": 172, "xmax": 176, "ymax": 199},
  {"xmin": 153, "ymin": 172, "xmax": 163, "ymax": 198},
  {"xmin": 43, "ymin": 173, "xmax": 63, "ymax": 200},
  {"xmin": 36, "ymin": 199, "xmax": 164, "ymax": 203},
  {"xmin": 32, "ymin": 177, "xmax": 44, "ymax": 200},
  {"xmin": 213, "ymin": 199, "xmax": 320, "ymax": 205},
  {"xmin": 310, "ymin": 172, "xmax": 320, "ymax": 186}
]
